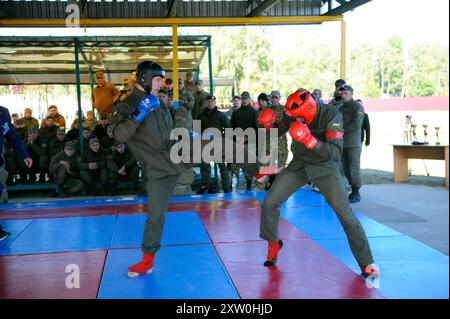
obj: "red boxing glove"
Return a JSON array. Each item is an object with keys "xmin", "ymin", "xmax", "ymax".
[
  {"xmin": 289, "ymin": 121, "xmax": 318, "ymax": 149},
  {"xmin": 258, "ymin": 107, "xmax": 277, "ymax": 130}
]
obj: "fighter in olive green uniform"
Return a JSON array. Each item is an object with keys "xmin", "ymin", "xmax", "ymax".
[
  {"xmin": 258, "ymin": 89, "xmax": 376, "ymax": 277},
  {"xmin": 108, "ymin": 61, "xmax": 187, "ymax": 277},
  {"xmin": 49, "ymin": 141, "xmax": 84, "ymax": 197},
  {"xmin": 109, "ymin": 61, "xmax": 260, "ymax": 278},
  {"xmin": 78, "ymin": 137, "xmax": 108, "ymax": 195},
  {"xmin": 339, "ymin": 85, "xmax": 364, "ymax": 203}
]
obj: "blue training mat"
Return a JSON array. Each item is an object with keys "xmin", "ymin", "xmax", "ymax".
[
  {"xmin": 0, "ymin": 215, "xmax": 117, "ymax": 255},
  {"xmin": 110, "ymin": 212, "xmax": 211, "ymax": 248},
  {"xmin": 98, "ymin": 245, "xmax": 240, "ymax": 299}
]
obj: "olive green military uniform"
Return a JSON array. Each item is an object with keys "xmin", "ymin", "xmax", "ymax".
[
  {"xmin": 340, "ymin": 99, "xmax": 364, "ymax": 192},
  {"xmin": 109, "ymin": 88, "xmax": 186, "ymax": 255},
  {"xmin": 78, "ymin": 146, "xmax": 108, "ymax": 193},
  {"xmin": 179, "ymin": 88, "xmax": 195, "ymax": 113},
  {"xmin": 260, "ymin": 104, "xmax": 374, "ymax": 267},
  {"xmin": 107, "ymin": 146, "xmax": 140, "ymax": 188},
  {"xmin": 49, "ymin": 150, "xmax": 84, "ymax": 194},
  {"xmin": 49, "ymin": 137, "xmax": 69, "ymax": 158},
  {"xmin": 192, "ymin": 90, "xmax": 209, "ymax": 120},
  {"xmin": 109, "ymin": 88, "xmax": 260, "ymax": 255},
  {"xmin": 21, "ymin": 116, "xmax": 39, "ymax": 129}
]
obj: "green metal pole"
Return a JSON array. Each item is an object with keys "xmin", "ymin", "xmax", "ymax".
[
  {"xmin": 74, "ymin": 39, "xmax": 84, "ymax": 155},
  {"xmin": 207, "ymin": 38, "xmax": 213, "ymax": 95}
]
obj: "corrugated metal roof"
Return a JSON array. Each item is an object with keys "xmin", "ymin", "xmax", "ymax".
[{"xmin": 0, "ymin": 35, "xmax": 210, "ymax": 84}]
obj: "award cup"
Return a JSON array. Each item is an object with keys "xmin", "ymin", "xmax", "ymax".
[
  {"xmin": 435, "ymin": 127, "xmax": 441, "ymax": 145},
  {"xmin": 411, "ymin": 124, "xmax": 417, "ymax": 142},
  {"xmin": 423, "ymin": 125, "xmax": 428, "ymax": 144}
]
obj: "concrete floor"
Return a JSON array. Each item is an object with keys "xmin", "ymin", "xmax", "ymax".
[{"xmin": 351, "ymin": 183, "xmax": 449, "ymax": 256}]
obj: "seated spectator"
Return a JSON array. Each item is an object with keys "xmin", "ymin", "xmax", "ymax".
[
  {"xmin": 93, "ymin": 114, "xmax": 108, "ymax": 140},
  {"xmin": 21, "ymin": 107, "xmax": 39, "ymax": 129},
  {"xmin": 74, "ymin": 127, "xmax": 93, "ymax": 154},
  {"xmin": 79, "ymin": 137, "xmax": 108, "ymax": 195},
  {"xmin": 41, "ymin": 105, "xmax": 66, "ymax": 129},
  {"xmin": 39, "ymin": 116, "xmax": 58, "ymax": 144},
  {"xmin": 20, "ymin": 127, "xmax": 49, "ymax": 182},
  {"xmin": 85, "ymin": 110, "xmax": 95, "ymax": 130},
  {"xmin": 49, "ymin": 128, "xmax": 69, "ymax": 158},
  {"xmin": 100, "ymin": 131, "xmax": 117, "ymax": 156},
  {"xmin": 107, "ymin": 142, "xmax": 139, "ymax": 195},
  {"xmin": 49, "ymin": 141, "xmax": 84, "ymax": 197}
]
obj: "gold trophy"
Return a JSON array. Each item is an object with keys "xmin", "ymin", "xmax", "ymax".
[
  {"xmin": 435, "ymin": 127, "xmax": 441, "ymax": 145},
  {"xmin": 411, "ymin": 124, "xmax": 417, "ymax": 142},
  {"xmin": 423, "ymin": 125, "xmax": 429, "ymax": 144}
]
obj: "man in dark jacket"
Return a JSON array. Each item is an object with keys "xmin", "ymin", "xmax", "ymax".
[
  {"xmin": 257, "ymin": 89, "xmax": 377, "ymax": 278},
  {"xmin": 339, "ymin": 85, "xmax": 364, "ymax": 203},
  {"xmin": 1, "ymin": 105, "xmax": 32, "ymax": 240},
  {"xmin": 231, "ymin": 91, "xmax": 259, "ymax": 190},
  {"xmin": 198, "ymin": 95, "xmax": 231, "ymax": 193}
]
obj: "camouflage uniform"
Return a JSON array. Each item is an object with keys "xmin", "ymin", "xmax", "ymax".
[
  {"xmin": 78, "ymin": 144, "xmax": 108, "ymax": 194},
  {"xmin": 192, "ymin": 90, "xmax": 209, "ymax": 120},
  {"xmin": 179, "ymin": 88, "xmax": 195, "ymax": 113},
  {"xmin": 49, "ymin": 148, "xmax": 84, "ymax": 194}
]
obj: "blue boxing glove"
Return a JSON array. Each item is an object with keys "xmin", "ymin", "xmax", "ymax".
[{"xmin": 132, "ymin": 95, "xmax": 160, "ymax": 123}]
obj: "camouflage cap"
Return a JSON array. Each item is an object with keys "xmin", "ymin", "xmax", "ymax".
[
  {"xmin": 64, "ymin": 141, "xmax": 76, "ymax": 150},
  {"xmin": 27, "ymin": 127, "xmax": 38, "ymax": 133},
  {"xmin": 57, "ymin": 128, "xmax": 66, "ymax": 134},
  {"xmin": 89, "ymin": 137, "xmax": 100, "ymax": 144}
]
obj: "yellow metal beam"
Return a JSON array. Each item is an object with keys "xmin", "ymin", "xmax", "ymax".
[
  {"xmin": 340, "ymin": 20, "xmax": 347, "ymax": 80},
  {"xmin": 172, "ymin": 24, "xmax": 179, "ymax": 105},
  {"xmin": 0, "ymin": 16, "xmax": 343, "ymax": 27}
]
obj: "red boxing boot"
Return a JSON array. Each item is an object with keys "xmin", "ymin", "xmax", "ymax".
[
  {"xmin": 128, "ymin": 252, "xmax": 155, "ymax": 278},
  {"xmin": 360, "ymin": 264, "xmax": 379, "ymax": 278},
  {"xmin": 264, "ymin": 239, "xmax": 283, "ymax": 267}
]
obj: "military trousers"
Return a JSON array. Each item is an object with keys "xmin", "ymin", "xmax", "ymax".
[
  {"xmin": 341, "ymin": 147, "xmax": 362, "ymax": 191},
  {"xmin": 142, "ymin": 173, "xmax": 181, "ymax": 255},
  {"xmin": 260, "ymin": 167, "xmax": 374, "ymax": 267},
  {"xmin": 50, "ymin": 164, "xmax": 84, "ymax": 194}
]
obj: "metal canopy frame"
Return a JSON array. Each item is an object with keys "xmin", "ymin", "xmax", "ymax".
[{"xmin": 0, "ymin": 35, "xmax": 211, "ymax": 85}]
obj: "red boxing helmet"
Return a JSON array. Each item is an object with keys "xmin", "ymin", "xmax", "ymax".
[{"xmin": 284, "ymin": 89, "xmax": 317, "ymax": 125}]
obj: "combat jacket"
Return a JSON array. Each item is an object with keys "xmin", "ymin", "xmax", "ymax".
[
  {"xmin": 108, "ymin": 87, "xmax": 186, "ymax": 179},
  {"xmin": 276, "ymin": 103, "xmax": 344, "ymax": 180},
  {"xmin": 340, "ymin": 99, "xmax": 364, "ymax": 148},
  {"xmin": 50, "ymin": 151, "xmax": 80, "ymax": 178}
]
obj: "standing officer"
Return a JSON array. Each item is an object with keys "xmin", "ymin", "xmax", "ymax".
[
  {"xmin": 257, "ymin": 89, "xmax": 377, "ymax": 278},
  {"xmin": 49, "ymin": 141, "xmax": 84, "ymax": 197},
  {"xmin": 339, "ymin": 85, "xmax": 364, "ymax": 203},
  {"xmin": 198, "ymin": 94, "xmax": 231, "ymax": 193}
]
